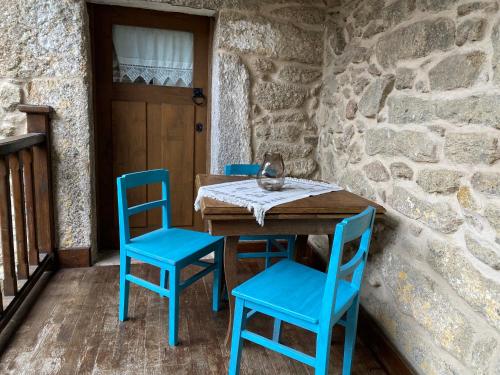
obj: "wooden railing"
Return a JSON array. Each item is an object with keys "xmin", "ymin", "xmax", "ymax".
[{"xmin": 0, "ymin": 105, "xmax": 55, "ymax": 334}]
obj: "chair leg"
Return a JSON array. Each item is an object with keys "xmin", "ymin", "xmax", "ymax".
[
  {"xmin": 229, "ymin": 298, "xmax": 248, "ymax": 375},
  {"xmin": 160, "ymin": 268, "xmax": 168, "ymax": 297},
  {"xmin": 343, "ymin": 297, "xmax": 360, "ymax": 375},
  {"xmin": 265, "ymin": 240, "xmax": 272, "ymax": 269},
  {"xmin": 212, "ymin": 243, "xmax": 223, "ymax": 312},
  {"xmin": 287, "ymin": 236, "xmax": 296, "ymax": 260},
  {"xmin": 119, "ymin": 255, "xmax": 131, "ymax": 321},
  {"xmin": 168, "ymin": 267, "xmax": 180, "ymax": 346},
  {"xmin": 272, "ymin": 318, "xmax": 282, "ymax": 342},
  {"xmin": 315, "ymin": 324, "xmax": 334, "ymax": 375}
]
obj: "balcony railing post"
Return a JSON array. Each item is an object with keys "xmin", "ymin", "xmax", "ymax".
[
  {"xmin": 0, "ymin": 158, "xmax": 17, "ymax": 296},
  {"xmin": 17, "ymin": 105, "xmax": 55, "ymax": 257}
]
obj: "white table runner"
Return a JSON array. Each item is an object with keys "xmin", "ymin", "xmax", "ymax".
[{"xmin": 194, "ymin": 178, "xmax": 342, "ymax": 226}]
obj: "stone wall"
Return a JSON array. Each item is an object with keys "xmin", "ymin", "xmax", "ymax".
[
  {"xmin": 318, "ymin": 0, "xmax": 500, "ymax": 373},
  {"xmin": 0, "ymin": 1, "xmax": 94, "ymax": 251},
  {"xmin": 211, "ymin": 0, "xmax": 325, "ymax": 177}
]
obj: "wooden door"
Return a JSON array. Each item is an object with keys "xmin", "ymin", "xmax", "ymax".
[{"xmin": 89, "ymin": 4, "xmax": 211, "ymax": 249}]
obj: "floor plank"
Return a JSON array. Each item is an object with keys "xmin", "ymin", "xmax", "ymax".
[{"xmin": 0, "ymin": 264, "xmax": 387, "ymax": 375}]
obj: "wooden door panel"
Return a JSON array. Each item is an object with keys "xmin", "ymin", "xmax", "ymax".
[
  {"xmin": 91, "ymin": 4, "xmax": 211, "ymax": 249},
  {"xmin": 111, "ymin": 101, "xmax": 147, "ymax": 229},
  {"xmin": 148, "ymin": 103, "xmax": 195, "ymax": 228}
]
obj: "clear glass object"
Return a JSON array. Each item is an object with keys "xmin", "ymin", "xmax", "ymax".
[
  {"xmin": 112, "ymin": 25, "xmax": 193, "ymax": 87},
  {"xmin": 257, "ymin": 153, "xmax": 285, "ymax": 191}
]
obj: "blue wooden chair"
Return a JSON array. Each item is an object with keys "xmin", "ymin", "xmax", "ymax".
[
  {"xmin": 228, "ymin": 206, "xmax": 376, "ymax": 375},
  {"xmin": 117, "ymin": 169, "xmax": 224, "ymax": 346},
  {"xmin": 224, "ymin": 164, "xmax": 296, "ymax": 268}
]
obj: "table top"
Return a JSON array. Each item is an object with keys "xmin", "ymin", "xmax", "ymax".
[{"xmin": 196, "ymin": 174, "xmax": 386, "ymax": 220}]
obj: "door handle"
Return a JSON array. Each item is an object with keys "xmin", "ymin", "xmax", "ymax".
[{"xmin": 192, "ymin": 88, "xmax": 206, "ymax": 106}]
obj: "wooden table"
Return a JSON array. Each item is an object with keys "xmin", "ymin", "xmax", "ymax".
[{"xmin": 196, "ymin": 174, "xmax": 386, "ymax": 345}]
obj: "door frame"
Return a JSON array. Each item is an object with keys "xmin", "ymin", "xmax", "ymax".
[{"xmin": 88, "ymin": 3, "xmax": 214, "ymax": 250}]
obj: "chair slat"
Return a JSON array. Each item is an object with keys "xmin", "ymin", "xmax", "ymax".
[
  {"xmin": 120, "ymin": 169, "xmax": 168, "ymax": 189},
  {"xmin": 241, "ymin": 330, "xmax": 316, "ymax": 367},
  {"xmin": 341, "ymin": 210, "xmax": 375, "ymax": 244},
  {"xmin": 20, "ymin": 149, "xmax": 38, "ymax": 266},
  {"xmin": 0, "ymin": 158, "xmax": 17, "ymax": 296},
  {"xmin": 9, "ymin": 154, "xmax": 29, "ymax": 279},
  {"xmin": 128, "ymin": 199, "xmax": 167, "ymax": 216},
  {"xmin": 339, "ymin": 250, "xmax": 366, "ymax": 278}
]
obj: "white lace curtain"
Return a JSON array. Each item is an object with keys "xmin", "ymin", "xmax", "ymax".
[{"xmin": 112, "ymin": 25, "xmax": 193, "ymax": 87}]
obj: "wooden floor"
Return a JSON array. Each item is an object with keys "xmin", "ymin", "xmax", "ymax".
[{"xmin": 0, "ymin": 263, "xmax": 387, "ymax": 375}]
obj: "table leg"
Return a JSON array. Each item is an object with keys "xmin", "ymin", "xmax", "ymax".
[
  {"xmin": 224, "ymin": 235, "xmax": 240, "ymax": 346},
  {"xmin": 294, "ymin": 235, "xmax": 309, "ymax": 264}
]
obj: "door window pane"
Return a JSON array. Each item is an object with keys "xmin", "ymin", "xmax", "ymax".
[{"xmin": 112, "ymin": 25, "xmax": 193, "ymax": 87}]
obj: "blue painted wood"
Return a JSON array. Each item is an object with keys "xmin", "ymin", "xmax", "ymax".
[
  {"xmin": 228, "ymin": 206, "xmax": 376, "ymax": 374},
  {"xmin": 224, "ymin": 164, "xmax": 296, "ymax": 268},
  {"xmin": 117, "ymin": 169, "xmax": 224, "ymax": 346},
  {"xmin": 224, "ymin": 164, "xmax": 260, "ymax": 176}
]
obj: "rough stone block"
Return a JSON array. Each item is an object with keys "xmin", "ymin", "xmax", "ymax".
[
  {"xmin": 0, "ymin": 1, "xmax": 88, "ymax": 79},
  {"xmin": 338, "ymin": 169, "xmax": 376, "ymax": 199},
  {"xmin": 358, "ymin": 75, "xmax": 395, "ymax": 118},
  {"xmin": 428, "ymin": 239, "xmax": 500, "ymax": 330},
  {"xmin": 465, "ymin": 232, "xmax": 500, "ymax": 270},
  {"xmin": 429, "ymin": 51, "xmax": 486, "ymax": 90},
  {"xmin": 27, "ymin": 77, "xmax": 91, "ymax": 248},
  {"xmin": 395, "ymin": 67, "xmax": 416, "ymax": 90},
  {"xmin": 390, "ymin": 162, "xmax": 414, "ymax": 179},
  {"xmin": 457, "ymin": 186, "xmax": 479, "ymax": 211},
  {"xmin": 353, "ymin": 0, "xmax": 383, "ymax": 28},
  {"xmin": 445, "ymin": 133, "xmax": 500, "ymax": 165},
  {"xmin": 363, "ymin": 160, "xmax": 390, "ymax": 182},
  {"xmin": 493, "ymin": 19, "xmax": 500, "ymax": 85},
  {"xmin": 456, "ymin": 18, "xmax": 487, "ymax": 46},
  {"xmin": 278, "ymin": 65, "xmax": 322, "ymax": 84},
  {"xmin": 366, "ymin": 128, "xmax": 439, "ymax": 163},
  {"xmin": 329, "ymin": 25, "xmax": 346, "ymax": 55},
  {"xmin": 217, "ymin": 12, "xmax": 323, "ymax": 65},
  {"xmin": 251, "ymin": 57, "xmax": 276, "ymax": 75},
  {"xmin": 285, "ymin": 158, "xmax": 316, "ymax": 178},
  {"xmin": 253, "ymin": 81, "xmax": 307, "ymax": 111},
  {"xmin": 256, "ymin": 141, "xmax": 312, "ymax": 160},
  {"xmin": 376, "ymin": 18, "xmax": 455, "ymax": 68},
  {"xmin": 0, "ymin": 82, "xmax": 22, "ymax": 111},
  {"xmin": 270, "ymin": 5, "xmax": 326, "ymax": 26},
  {"xmin": 345, "ymin": 99, "xmax": 357, "ymax": 119},
  {"xmin": 383, "ymin": 0, "xmax": 416, "ymax": 27},
  {"xmin": 485, "ymin": 205, "xmax": 500, "ymax": 238},
  {"xmin": 388, "ymin": 94, "xmax": 500, "ymax": 129},
  {"xmin": 384, "ymin": 253, "xmax": 475, "ymax": 358},
  {"xmin": 362, "ymin": 21, "xmax": 386, "ymax": 38},
  {"xmin": 390, "ymin": 186, "xmax": 463, "ymax": 233},
  {"xmin": 471, "ymin": 172, "xmax": 500, "ymax": 197},
  {"xmin": 212, "ymin": 53, "xmax": 251, "ymax": 173},
  {"xmin": 416, "ymin": 169, "xmax": 462, "ymax": 194},
  {"xmin": 417, "ymin": 0, "xmax": 459, "ymax": 11},
  {"xmin": 333, "ymin": 44, "xmax": 369, "ymax": 73},
  {"xmin": 352, "ymin": 76, "xmax": 370, "ymax": 95},
  {"xmin": 457, "ymin": 1, "xmax": 498, "ymax": 16}
]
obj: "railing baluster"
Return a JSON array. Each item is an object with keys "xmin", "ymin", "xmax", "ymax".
[
  {"xmin": 20, "ymin": 149, "xmax": 38, "ymax": 266},
  {"xmin": 9, "ymin": 153, "xmax": 29, "ymax": 279},
  {"xmin": 22, "ymin": 108, "xmax": 55, "ymax": 255},
  {"xmin": 0, "ymin": 158, "xmax": 18, "ymax": 296}
]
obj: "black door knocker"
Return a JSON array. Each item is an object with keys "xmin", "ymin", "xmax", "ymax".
[{"xmin": 192, "ymin": 88, "xmax": 206, "ymax": 106}]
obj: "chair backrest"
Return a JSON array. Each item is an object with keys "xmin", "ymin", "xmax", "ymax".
[
  {"xmin": 320, "ymin": 206, "xmax": 376, "ymax": 323},
  {"xmin": 116, "ymin": 169, "xmax": 171, "ymax": 246},
  {"xmin": 224, "ymin": 164, "xmax": 260, "ymax": 176}
]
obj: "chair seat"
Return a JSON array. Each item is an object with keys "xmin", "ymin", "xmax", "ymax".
[
  {"xmin": 125, "ymin": 228, "xmax": 222, "ymax": 265},
  {"xmin": 232, "ymin": 260, "xmax": 357, "ymax": 324}
]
